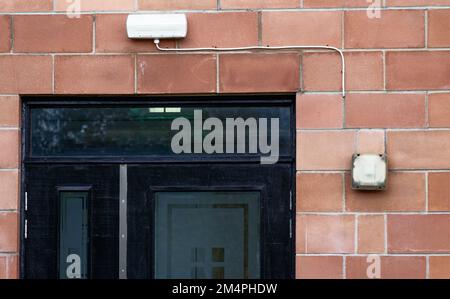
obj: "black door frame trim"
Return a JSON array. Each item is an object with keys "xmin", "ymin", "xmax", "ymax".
[{"xmin": 20, "ymin": 94, "xmax": 297, "ymax": 279}]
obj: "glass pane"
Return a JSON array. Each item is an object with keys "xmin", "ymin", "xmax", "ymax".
[
  {"xmin": 30, "ymin": 106, "xmax": 291, "ymax": 158},
  {"xmin": 59, "ymin": 192, "xmax": 89, "ymax": 279},
  {"xmin": 154, "ymin": 191, "xmax": 260, "ymax": 279}
]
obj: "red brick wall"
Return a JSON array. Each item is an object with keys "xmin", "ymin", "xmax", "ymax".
[{"xmin": 1, "ymin": 0, "xmax": 450, "ymax": 279}]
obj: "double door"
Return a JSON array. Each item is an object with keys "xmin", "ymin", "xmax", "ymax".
[{"xmin": 24, "ymin": 163, "xmax": 293, "ymax": 279}]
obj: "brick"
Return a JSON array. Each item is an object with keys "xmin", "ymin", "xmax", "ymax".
[
  {"xmin": 387, "ymin": 0, "xmax": 450, "ymax": 6},
  {"xmin": 55, "ymin": 0, "xmax": 135, "ymax": 11},
  {"xmin": 429, "ymin": 93, "xmax": 450, "ymax": 128},
  {"xmin": 0, "ymin": 255, "xmax": 17, "ymax": 279},
  {"xmin": 0, "ymin": 257, "xmax": 4, "ymax": 278},
  {"xmin": 388, "ymin": 215, "xmax": 450, "ymax": 253},
  {"xmin": 262, "ymin": 11, "xmax": 342, "ymax": 47},
  {"xmin": 346, "ymin": 256, "xmax": 426, "ymax": 279},
  {"xmin": 345, "ymin": 10, "xmax": 424, "ymax": 49},
  {"xmin": 297, "ymin": 131, "xmax": 356, "ymax": 170},
  {"xmin": 358, "ymin": 215, "xmax": 385, "ymax": 254},
  {"xmin": 357, "ymin": 130, "xmax": 385, "ymax": 154},
  {"xmin": 428, "ymin": 10, "xmax": 450, "ymax": 47},
  {"xmin": 386, "ymin": 51, "xmax": 450, "ymax": 90},
  {"xmin": 0, "ymin": 0, "xmax": 52, "ymax": 12},
  {"xmin": 303, "ymin": 52, "xmax": 383, "ymax": 92},
  {"xmin": 345, "ymin": 93, "xmax": 426, "ymax": 128},
  {"xmin": 343, "ymin": 52, "xmax": 384, "ymax": 90},
  {"xmin": 7, "ymin": 255, "xmax": 17, "ymax": 279},
  {"xmin": 296, "ymin": 215, "xmax": 306, "ymax": 253},
  {"xmin": 304, "ymin": 215, "xmax": 355, "ymax": 253},
  {"xmin": 296, "ymin": 256, "xmax": 343, "ymax": 279},
  {"xmin": 296, "ymin": 94, "xmax": 343, "ymax": 129},
  {"xmin": 0, "ymin": 96, "xmax": 20, "ymax": 127},
  {"xmin": 0, "ymin": 55, "xmax": 52, "ymax": 94},
  {"xmin": 346, "ymin": 172, "xmax": 425, "ymax": 212},
  {"xmin": 96, "ymin": 14, "xmax": 174, "ymax": 53},
  {"xmin": 138, "ymin": 54, "xmax": 216, "ymax": 94},
  {"xmin": 429, "ymin": 256, "xmax": 450, "ymax": 279},
  {"xmin": 0, "ymin": 171, "xmax": 19, "ymax": 210},
  {"xmin": 429, "ymin": 172, "xmax": 450, "ymax": 211},
  {"xmin": 0, "ymin": 213, "xmax": 18, "ymax": 252},
  {"xmin": 387, "ymin": 130, "xmax": 450, "ymax": 169},
  {"xmin": 55, "ymin": 55, "xmax": 135, "ymax": 94},
  {"xmin": 0, "ymin": 130, "xmax": 19, "ymax": 169},
  {"xmin": 303, "ymin": 0, "xmax": 370, "ymax": 7},
  {"xmin": 14, "ymin": 15, "xmax": 93, "ymax": 53},
  {"xmin": 0, "ymin": 15, "xmax": 10, "ymax": 52},
  {"xmin": 221, "ymin": 0, "xmax": 299, "ymax": 9},
  {"xmin": 179, "ymin": 13, "xmax": 258, "ymax": 48},
  {"xmin": 138, "ymin": 0, "xmax": 217, "ymax": 10},
  {"xmin": 296, "ymin": 173, "xmax": 343, "ymax": 212},
  {"xmin": 219, "ymin": 53, "xmax": 300, "ymax": 93}
]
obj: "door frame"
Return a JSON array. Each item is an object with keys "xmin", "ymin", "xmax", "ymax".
[{"xmin": 20, "ymin": 95, "xmax": 297, "ymax": 279}]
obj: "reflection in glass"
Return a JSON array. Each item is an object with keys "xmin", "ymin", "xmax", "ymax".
[{"xmin": 30, "ymin": 106, "xmax": 291, "ymax": 158}]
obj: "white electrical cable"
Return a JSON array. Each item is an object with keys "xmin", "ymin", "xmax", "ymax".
[{"xmin": 154, "ymin": 39, "xmax": 346, "ymax": 99}]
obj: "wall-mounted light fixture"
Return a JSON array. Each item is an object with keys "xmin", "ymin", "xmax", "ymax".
[{"xmin": 126, "ymin": 14, "xmax": 187, "ymax": 39}]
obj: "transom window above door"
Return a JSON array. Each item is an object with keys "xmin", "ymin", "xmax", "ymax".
[{"xmin": 27, "ymin": 97, "xmax": 293, "ymax": 163}]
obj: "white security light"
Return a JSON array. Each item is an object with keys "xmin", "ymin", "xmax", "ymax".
[
  {"xmin": 351, "ymin": 154, "xmax": 388, "ymax": 191},
  {"xmin": 127, "ymin": 14, "xmax": 187, "ymax": 39}
]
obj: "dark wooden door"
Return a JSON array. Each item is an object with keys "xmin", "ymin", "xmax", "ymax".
[
  {"xmin": 24, "ymin": 163, "xmax": 294, "ymax": 279},
  {"xmin": 24, "ymin": 164, "xmax": 119, "ymax": 279},
  {"xmin": 127, "ymin": 163, "xmax": 294, "ymax": 279}
]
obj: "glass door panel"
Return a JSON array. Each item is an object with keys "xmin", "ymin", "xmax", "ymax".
[
  {"xmin": 59, "ymin": 191, "xmax": 89, "ymax": 279},
  {"xmin": 154, "ymin": 192, "xmax": 260, "ymax": 279}
]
